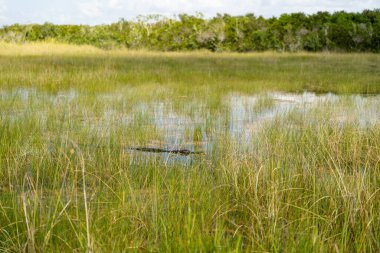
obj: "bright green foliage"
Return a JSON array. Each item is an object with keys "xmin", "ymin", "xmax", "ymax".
[{"xmin": 1, "ymin": 9, "xmax": 380, "ymax": 52}]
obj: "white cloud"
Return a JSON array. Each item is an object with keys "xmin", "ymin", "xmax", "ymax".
[
  {"xmin": 116, "ymin": 0, "xmax": 378, "ymax": 18},
  {"xmin": 120, "ymin": 0, "xmax": 257, "ymax": 17},
  {"xmin": 78, "ymin": 1, "xmax": 104, "ymax": 18},
  {"xmin": 0, "ymin": 0, "xmax": 7, "ymax": 21},
  {"xmin": 2, "ymin": 0, "xmax": 380, "ymax": 25},
  {"xmin": 109, "ymin": 0, "xmax": 122, "ymax": 9}
]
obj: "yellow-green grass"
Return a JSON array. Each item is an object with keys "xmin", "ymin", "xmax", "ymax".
[
  {"xmin": 0, "ymin": 43, "xmax": 379, "ymax": 252},
  {"xmin": 1, "ymin": 42, "xmax": 380, "ymax": 96}
]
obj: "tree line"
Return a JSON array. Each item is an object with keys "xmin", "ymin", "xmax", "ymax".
[{"xmin": 1, "ymin": 9, "xmax": 380, "ymax": 52}]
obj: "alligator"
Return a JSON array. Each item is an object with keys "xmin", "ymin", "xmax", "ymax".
[
  {"xmin": 59, "ymin": 142, "xmax": 205, "ymax": 156},
  {"xmin": 126, "ymin": 147, "xmax": 205, "ymax": 156}
]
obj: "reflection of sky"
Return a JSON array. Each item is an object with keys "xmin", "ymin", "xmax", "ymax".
[
  {"xmin": 1, "ymin": 88, "xmax": 380, "ymax": 166},
  {"xmin": 0, "ymin": 0, "xmax": 379, "ymax": 25}
]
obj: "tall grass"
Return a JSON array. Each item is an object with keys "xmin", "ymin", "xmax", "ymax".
[
  {"xmin": 0, "ymin": 43, "xmax": 379, "ymax": 252},
  {"xmin": 0, "ymin": 42, "xmax": 380, "ymax": 95}
]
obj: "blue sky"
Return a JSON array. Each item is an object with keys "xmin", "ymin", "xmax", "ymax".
[{"xmin": 0, "ymin": 0, "xmax": 379, "ymax": 25}]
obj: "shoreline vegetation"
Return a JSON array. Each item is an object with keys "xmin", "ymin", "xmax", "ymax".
[
  {"xmin": 1, "ymin": 9, "xmax": 380, "ymax": 52},
  {"xmin": 0, "ymin": 43, "xmax": 379, "ymax": 252}
]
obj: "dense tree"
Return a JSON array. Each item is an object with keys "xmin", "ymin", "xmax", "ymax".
[{"xmin": 1, "ymin": 9, "xmax": 379, "ymax": 52}]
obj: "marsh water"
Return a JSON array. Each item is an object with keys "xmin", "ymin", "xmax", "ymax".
[{"xmin": 1, "ymin": 89, "xmax": 379, "ymax": 165}]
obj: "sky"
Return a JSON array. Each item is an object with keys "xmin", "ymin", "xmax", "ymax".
[{"xmin": 0, "ymin": 0, "xmax": 379, "ymax": 25}]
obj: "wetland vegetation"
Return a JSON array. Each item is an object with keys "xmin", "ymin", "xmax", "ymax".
[{"xmin": 0, "ymin": 43, "xmax": 380, "ymax": 252}]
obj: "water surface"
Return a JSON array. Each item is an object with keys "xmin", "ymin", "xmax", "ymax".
[{"xmin": 1, "ymin": 89, "xmax": 379, "ymax": 165}]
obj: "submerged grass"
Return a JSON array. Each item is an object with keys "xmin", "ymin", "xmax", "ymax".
[{"xmin": 0, "ymin": 43, "xmax": 379, "ymax": 252}]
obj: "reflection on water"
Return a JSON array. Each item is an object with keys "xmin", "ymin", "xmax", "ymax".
[{"xmin": 1, "ymin": 89, "xmax": 379, "ymax": 166}]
